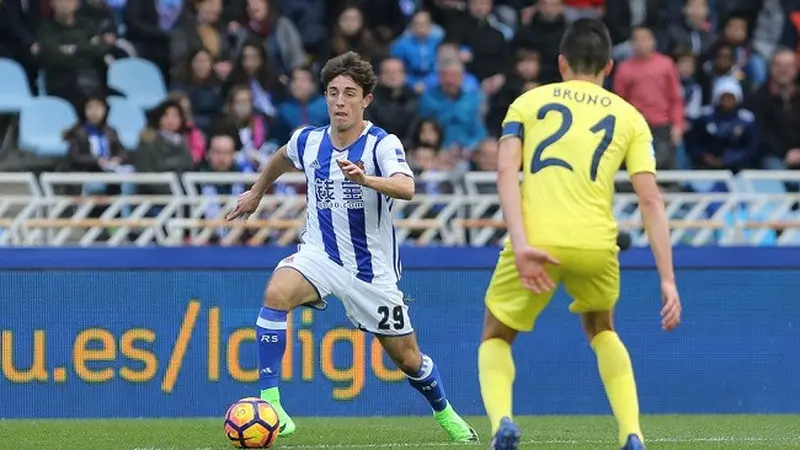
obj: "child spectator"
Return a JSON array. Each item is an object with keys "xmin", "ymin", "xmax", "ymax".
[
  {"xmin": 687, "ymin": 77, "xmax": 758, "ymax": 171},
  {"xmin": 167, "ymin": 90, "xmax": 208, "ymax": 164}
]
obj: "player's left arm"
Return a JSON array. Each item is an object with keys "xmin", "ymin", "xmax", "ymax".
[{"xmin": 340, "ymin": 134, "xmax": 415, "ymax": 201}]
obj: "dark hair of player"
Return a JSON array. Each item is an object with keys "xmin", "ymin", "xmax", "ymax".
[
  {"xmin": 558, "ymin": 18, "xmax": 612, "ymax": 76},
  {"xmin": 320, "ymin": 51, "xmax": 378, "ymax": 97}
]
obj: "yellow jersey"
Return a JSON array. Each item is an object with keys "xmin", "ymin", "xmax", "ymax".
[{"xmin": 501, "ymin": 79, "xmax": 656, "ymax": 249}]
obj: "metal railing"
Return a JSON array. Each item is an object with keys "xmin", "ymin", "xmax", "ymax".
[{"xmin": 0, "ymin": 170, "xmax": 798, "ymax": 247}]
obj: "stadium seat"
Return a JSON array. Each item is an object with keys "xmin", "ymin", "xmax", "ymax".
[
  {"xmin": 107, "ymin": 58, "xmax": 166, "ymax": 109},
  {"xmin": 18, "ymin": 96, "xmax": 76, "ymax": 156},
  {"xmin": 0, "ymin": 58, "xmax": 33, "ymax": 113},
  {"xmin": 107, "ymin": 96, "xmax": 146, "ymax": 150}
]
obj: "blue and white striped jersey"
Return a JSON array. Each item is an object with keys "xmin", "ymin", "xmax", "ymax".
[{"xmin": 285, "ymin": 122, "xmax": 413, "ymax": 285}]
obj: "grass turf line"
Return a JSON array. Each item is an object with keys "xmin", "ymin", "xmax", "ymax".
[{"xmin": 2, "ymin": 415, "xmax": 798, "ymax": 450}]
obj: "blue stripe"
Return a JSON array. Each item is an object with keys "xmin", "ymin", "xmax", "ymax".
[
  {"xmin": 296, "ymin": 127, "xmax": 313, "ymax": 169},
  {"xmin": 316, "ymin": 134, "xmax": 341, "ymax": 265},
  {"xmin": 501, "ymin": 122, "xmax": 524, "ymax": 140},
  {"xmin": 347, "ymin": 135, "xmax": 373, "ymax": 282},
  {"xmin": 373, "ymin": 147, "xmax": 382, "ymax": 227},
  {"xmin": 391, "ymin": 224, "xmax": 400, "ymax": 279}
]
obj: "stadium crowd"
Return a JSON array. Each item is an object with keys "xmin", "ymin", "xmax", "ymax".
[{"xmin": 1, "ymin": 0, "xmax": 800, "ymax": 192}]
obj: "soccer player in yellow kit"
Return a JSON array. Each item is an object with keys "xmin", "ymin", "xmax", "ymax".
[{"xmin": 478, "ymin": 19, "xmax": 682, "ymax": 450}]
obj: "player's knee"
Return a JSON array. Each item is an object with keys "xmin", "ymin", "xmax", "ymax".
[
  {"xmin": 580, "ymin": 311, "xmax": 614, "ymax": 341},
  {"xmin": 263, "ymin": 282, "xmax": 294, "ymax": 310}
]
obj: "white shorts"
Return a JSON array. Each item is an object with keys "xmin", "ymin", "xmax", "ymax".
[{"xmin": 274, "ymin": 248, "xmax": 413, "ymax": 336}]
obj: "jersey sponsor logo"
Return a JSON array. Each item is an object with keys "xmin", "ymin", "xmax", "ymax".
[{"xmin": 314, "ymin": 179, "xmax": 364, "ymax": 210}]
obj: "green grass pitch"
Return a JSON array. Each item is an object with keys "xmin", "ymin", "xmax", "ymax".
[{"xmin": 2, "ymin": 415, "xmax": 798, "ymax": 450}]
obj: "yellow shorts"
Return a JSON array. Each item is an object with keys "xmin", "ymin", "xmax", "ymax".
[{"xmin": 485, "ymin": 245, "xmax": 620, "ymax": 332}]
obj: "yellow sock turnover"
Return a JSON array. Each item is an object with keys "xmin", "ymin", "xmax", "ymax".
[
  {"xmin": 591, "ymin": 330, "xmax": 643, "ymax": 446},
  {"xmin": 478, "ymin": 338, "xmax": 515, "ymax": 434}
]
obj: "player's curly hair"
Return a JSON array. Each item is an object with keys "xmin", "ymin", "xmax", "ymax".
[{"xmin": 320, "ymin": 51, "xmax": 378, "ymax": 97}]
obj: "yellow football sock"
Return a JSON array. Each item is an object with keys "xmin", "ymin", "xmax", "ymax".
[
  {"xmin": 591, "ymin": 330, "xmax": 643, "ymax": 446},
  {"xmin": 478, "ymin": 338, "xmax": 515, "ymax": 434}
]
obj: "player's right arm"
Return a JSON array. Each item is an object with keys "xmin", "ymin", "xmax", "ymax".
[
  {"xmin": 626, "ymin": 112, "xmax": 681, "ymax": 331},
  {"xmin": 226, "ymin": 127, "xmax": 306, "ymax": 221},
  {"xmin": 498, "ymin": 101, "xmax": 559, "ymax": 294}
]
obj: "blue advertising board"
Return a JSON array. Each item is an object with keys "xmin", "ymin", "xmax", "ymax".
[{"xmin": 1, "ymin": 247, "xmax": 798, "ymax": 419}]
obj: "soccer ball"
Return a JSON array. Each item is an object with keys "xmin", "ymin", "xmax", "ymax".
[{"xmin": 224, "ymin": 397, "xmax": 280, "ymax": 448}]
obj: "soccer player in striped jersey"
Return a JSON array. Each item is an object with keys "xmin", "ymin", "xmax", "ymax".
[{"xmin": 227, "ymin": 51, "xmax": 477, "ymax": 443}]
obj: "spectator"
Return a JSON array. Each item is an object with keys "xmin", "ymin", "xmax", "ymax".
[
  {"xmin": 471, "ymin": 137, "xmax": 498, "ymax": 171},
  {"xmin": 38, "ymin": 0, "xmax": 111, "ymax": 104},
  {"xmin": 602, "ymin": 0, "xmax": 634, "ymax": 56},
  {"xmin": 750, "ymin": 0, "xmax": 785, "ymax": 63},
  {"xmin": 408, "ymin": 145, "xmax": 438, "ymax": 177},
  {"xmin": 167, "ymin": 90, "xmax": 208, "ymax": 164},
  {"xmin": 719, "ymin": 14, "xmax": 767, "ymax": 89},
  {"xmin": 80, "ymin": 0, "xmax": 136, "ymax": 60},
  {"xmin": 487, "ymin": 49, "xmax": 541, "ymax": 136},
  {"xmin": 170, "ymin": 0, "xmax": 231, "ymax": 79},
  {"xmin": 330, "ymin": 5, "xmax": 385, "ymax": 62},
  {"xmin": 515, "ymin": 0, "xmax": 568, "ymax": 83},
  {"xmin": 419, "ymin": 58, "xmax": 487, "ymax": 151},
  {"xmin": 275, "ymin": 0, "xmax": 328, "ymax": 56},
  {"xmin": 614, "ymin": 26, "xmax": 684, "ymax": 170},
  {"xmin": 687, "ymin": 77, "xmax": 758, "ymax": 171},
  {"xmin": 367, "ymin": 58, "xmax": 420, "ymax": 139},
  {"xmin": 132, "ymin": 99, "xmax": 195, "ymax": 195},
  {"xmin": 227, "ymin": 39, "xmax": 283, "ymax": 117},
  {"xmin": 271, "ymin": 67, "xmax": 328, "ymax": 143},
  {"xmin": 408, "ymin": 118, "xmax": 444, "ymax": 150},
  {"xmin": 0, "ymin": 0, "xmax": 45, "ymax": 93},
  {"xmin": 231, "ymin": 0, "xmax": 307, "ymax": 80},
  {"xmin": 780, "ymin": 5, "xmax": 800, "ymax": 62},
  {"xmin": 61, "ymin": 94, "xmax": 127, "ymax": 174},
  {"xmin": 196, "ymin": 133, "xmax": 253, "ymax": 243},
  {"xmin": 675, "ymin": 50, "xmax": 703, "ymax": 123},
  {"xmin": 747, "ymin": 48, "xmax": 800, "ymax": 170},
  {"xmin": 359, "ymin": 0, "xmax": 417, "ymax": 44},
  {"xmin": 698, "ymin": 43, "xmax": 748, "ymax": 104},
  {"xmin": 215, "ymin": 85, "xmax": 273, "ymax": 171},
  {"xmin": 662, "ymin": 0, "xmax": 714, "ymax": 57},
  {"xmin": 123, "ymin": 0, "xmax": 181, "ymax": 84},
  {"xmin": 171, "ymin": 48, "xmax": 226, "ymax": 132},
  {"xmin": 421, "ymin": 42, "xmax": 481, "ymax": 94},
  {"xmin": 390, "ymin": 10, "xmax": 444, "ymax": 93},
  {"xmin": 562, "ymin": 0, "xmax": 604, "ymax": 22},
  {"xmin": 446, "ymin": 0, "xmax": 512, "ymax": 93}
]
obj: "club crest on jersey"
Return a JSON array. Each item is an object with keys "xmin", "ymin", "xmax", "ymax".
[{"xmin": 353, "ymin": 160, "xmax": 365, "ymax": 171}]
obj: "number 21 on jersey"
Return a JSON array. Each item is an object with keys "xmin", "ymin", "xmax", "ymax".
[{"xmin": 530, "ymin": 102, "xmax": 616, "ymax": 182}]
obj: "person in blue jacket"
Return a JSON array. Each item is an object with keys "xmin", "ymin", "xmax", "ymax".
[
  {"xmin": 418, "ymin": 58, "xmax": 486, "ymax": 152},
  {"xmin": 688, "ymin": 76, "xmax": 758, "ymax": 172},
  {"xmin": 389, "ymin": 10, "xmax": 444, "ymax": 92}
]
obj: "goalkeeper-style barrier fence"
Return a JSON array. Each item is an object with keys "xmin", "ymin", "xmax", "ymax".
[{"xmin": 1, "ymin": 247, "xmax": 798, "ymax": 419}]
